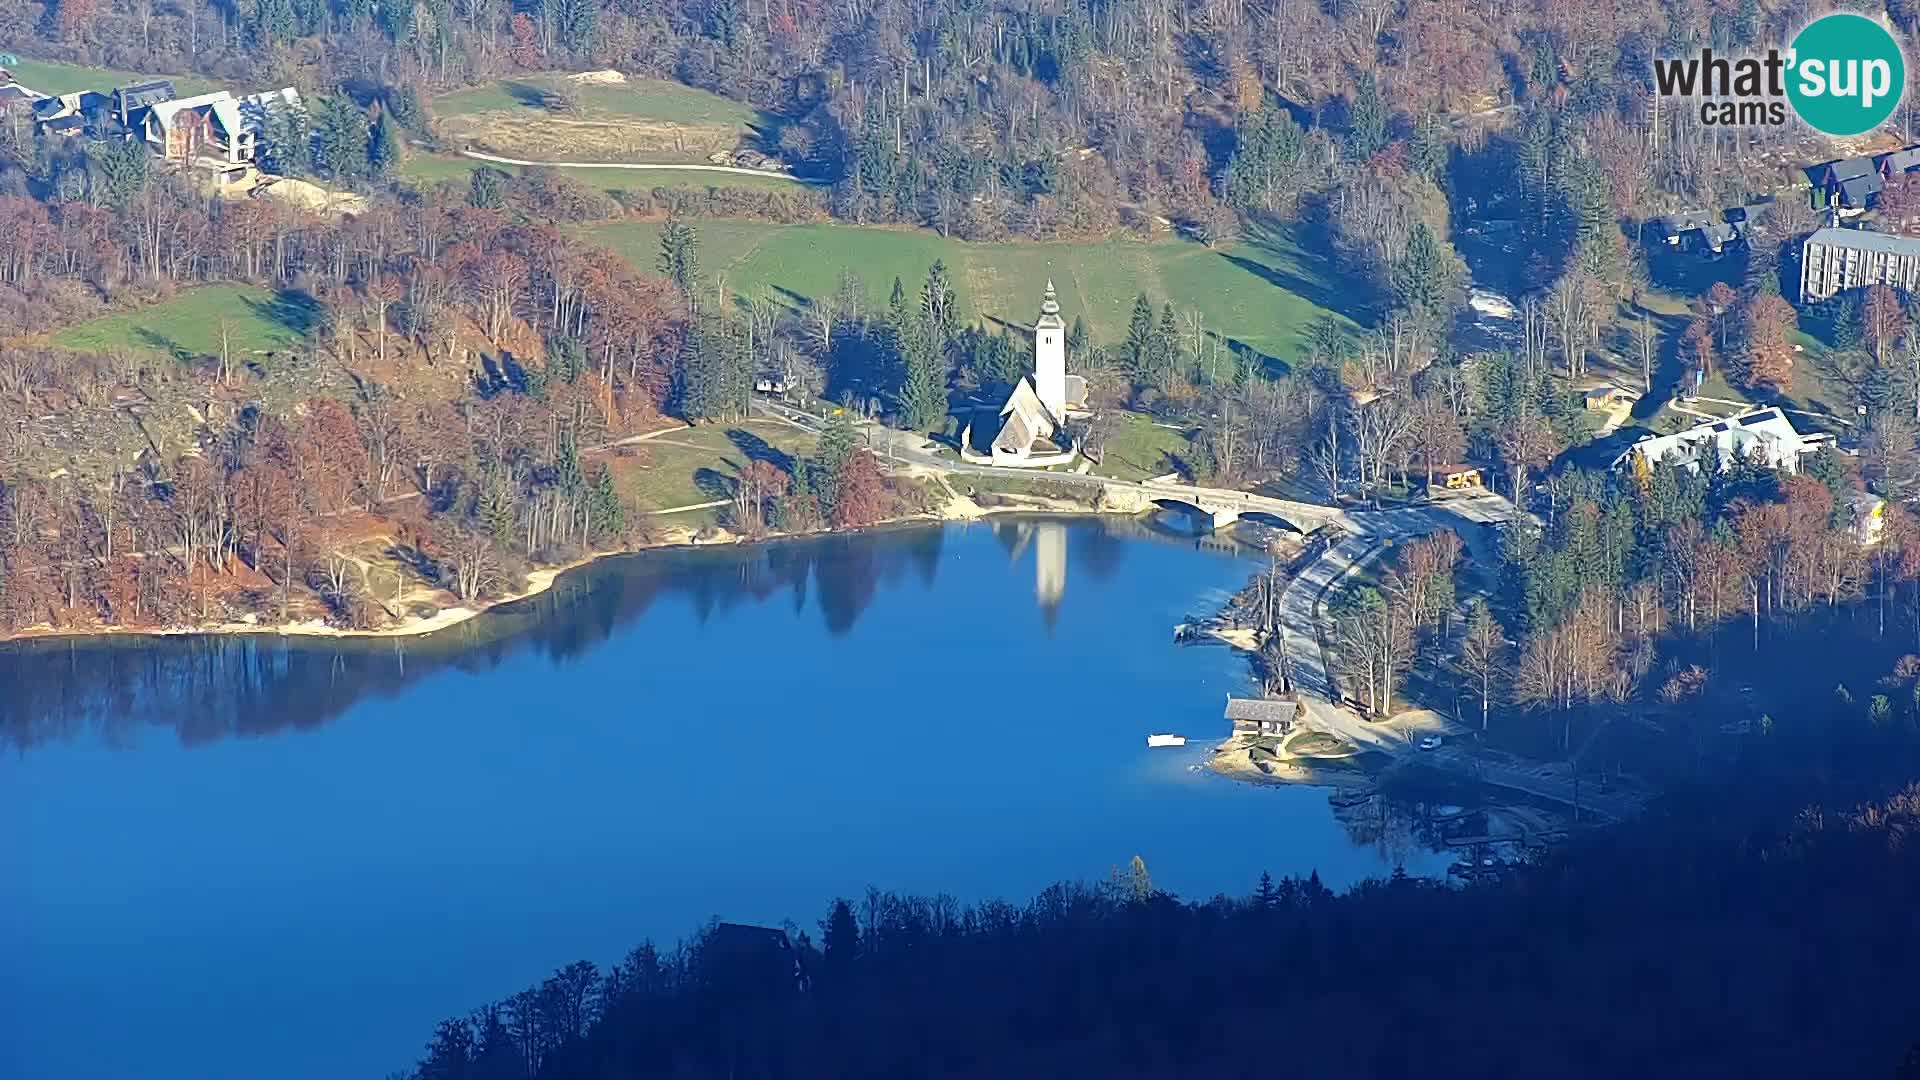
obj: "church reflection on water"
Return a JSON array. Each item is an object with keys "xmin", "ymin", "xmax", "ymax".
[{"xmin": 0, "ymin": 516, "xmax": 1261, "ymax": 754}]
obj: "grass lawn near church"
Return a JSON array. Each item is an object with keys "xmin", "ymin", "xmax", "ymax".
[{"xmin": 588, "ymin": 217, "xmax": 1366, "ymax": 364}]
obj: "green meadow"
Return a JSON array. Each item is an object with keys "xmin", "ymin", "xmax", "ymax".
[
  {"xmin": 590, "ymin": 219, "xmax": 1365, "ymax": 360},
  {"xmin": 5, "ymin": 55, "xmax": 219, "ymax": 96},
  {"xmin": 51, "ymin": 285, "xmax": 315, "ymax": 358}
]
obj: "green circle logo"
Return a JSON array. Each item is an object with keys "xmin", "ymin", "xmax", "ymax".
[{"xmin": 1787, "ymin": 13, "xmax": 1906, "ymax": 136}]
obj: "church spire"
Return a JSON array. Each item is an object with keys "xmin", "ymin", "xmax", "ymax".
[{"xmin": 1040, "ymin": 279, "xmax": 1060, "ymax": 318}]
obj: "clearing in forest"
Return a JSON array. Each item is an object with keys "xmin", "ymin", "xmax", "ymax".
[
  {"xmin": 50, "ymin": 285, "xmax": 318, "ymax": 359},
  {"xmin": 431, "ymin": 75, "xmax": 773, "ymax": 165},
  {"xmin": 590, "ymin": 218, "xmax": 1367, "ymax": 363}
]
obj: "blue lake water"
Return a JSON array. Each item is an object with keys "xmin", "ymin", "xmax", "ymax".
[{"xmin": 2, "ymin": 517, "xmax": 1450, "ymax": 1080}]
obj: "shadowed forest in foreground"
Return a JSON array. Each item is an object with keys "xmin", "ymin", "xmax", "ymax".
[{"xmin": 404, "ymin": 772, "xmax": 1920, "ymax": 1080}]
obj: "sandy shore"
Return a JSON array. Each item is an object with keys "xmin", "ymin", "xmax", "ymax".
[{"xmin": 0, "ymin": 486, "xmax": 1113, "ymax": 646}]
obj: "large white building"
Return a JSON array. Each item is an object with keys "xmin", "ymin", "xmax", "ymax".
[
  {"xmin": 1800, "ymin": 226, "xmax": 1920, "ymax": 303},
  {"xmin": 962, "ymin": 282, "xmax": 1088, "ymax": 467},
  {"xmin": 1613, "ymin": 407, "xmax": 1816, "ymax": 475}
]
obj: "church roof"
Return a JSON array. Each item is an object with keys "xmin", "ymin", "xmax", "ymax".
[
  {"xmin": 993, "ymin": 404, "xmax": 1037, "ymax": 456},
  {"xmin": 1036, "ymin": 279, "xmax": 1064, "ymax": 330}
]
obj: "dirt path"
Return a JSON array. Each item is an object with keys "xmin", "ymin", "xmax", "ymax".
[{"xmin": 457, "ymin": 149, "xmax": 821, "ymax": 185}]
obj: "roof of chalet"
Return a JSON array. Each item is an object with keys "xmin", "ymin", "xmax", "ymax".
[
  {"xmin": 150, "ymin": 90, "xmax": 234, "ymax": 132},
  {"xmin": 1804, "ymin": 225, "xmax": 1920, "ymax": 257},
  {"xmin": 232, "ymin": 87, "xmax": 300, "ymax": 133},
  {"xmin": 1838, "ymin": 172, "xmax": 1884, "ymax": 206},
  {"xmin": 42, "ymin": 115, "xmax": 83, "ymax": 135},
  {"xmin": 1827, "ymin": 156, "xmax": 1877, "ymax": 182},
  {"xmin": 1699, "ymin": 221, "xmax": 1744, "ymax": 249},
  {"xmin": 113, "ymin": 79, "xmax": 175, "ymax": 110},
  {"xmin": 1656, "ymin": 210, "xmax": 1717, "ymax": 236},
  {"xmin": 1882, "ymin": 147, "xmax": 1920, "ymax": 175}
]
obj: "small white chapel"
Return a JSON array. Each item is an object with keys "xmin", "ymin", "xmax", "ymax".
[{"xmin": 960, "ymin": 281, "xmax": 1089, "ymax": 467}]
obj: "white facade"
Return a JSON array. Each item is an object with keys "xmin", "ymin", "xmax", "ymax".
[
  {"xmin": 1614, "ymin": 407, "xmax": 1811, "ymax": 475},
  {"xmin": 1034, "ymin": 279, "xmax": 1067, "ymax": 421}
]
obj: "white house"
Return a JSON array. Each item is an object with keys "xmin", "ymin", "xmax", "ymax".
[{"xmin": 1613, "ymin": 407, "xmax": 1813, "ymax": 475}]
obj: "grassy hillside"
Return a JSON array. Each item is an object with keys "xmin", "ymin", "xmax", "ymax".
[
  {"xmin": 431, "ymin": 75, "xmax": 772, "ymax": 165},
  {"xmin": 591, "ymin": 218, "xmax": 1364, "ymax": 360},
  {"xmin": 50, "ymin": 285, "xmax": 315, "ymax": 358},
  {"xmin": 5, "ymin": 56, "xmax": 220, "ymax": 96}
]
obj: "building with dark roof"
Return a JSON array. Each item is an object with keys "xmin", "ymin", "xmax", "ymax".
[{"xmin": 1822, "ymin": 156, "xmax": 1884, "ymax": 212}]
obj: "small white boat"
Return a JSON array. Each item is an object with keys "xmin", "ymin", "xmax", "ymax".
[{"xmin": 1147, "ymin": 734, "xmax": 1186, "ymax": 748}]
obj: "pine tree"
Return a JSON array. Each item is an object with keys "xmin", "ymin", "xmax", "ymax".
[
  {"xmin": 1392, "ymin": 223, "xmax": 1447, "ymax": 316},
  {"xmin": 1224, "ymin": 100, "xmax": 1305, "ymax": 211},
  {"xmin": 658, "ymin": 212, "xmax": 700, "ymax": 300},
  {"xmin": 1123, "ymin": 293, "xmax": 1155, "ymax": 373},
  {"xmin": 677, "ymin": 320, "xmax": 723, "ymax": 421},
  {"xmin": 1066, "ymin": 315, "xmax": 1089, "ymax": 371},
  {"xmin": 259, "ymin": 104, "xmax": 312, "ymax": 177},
  {"xmin": 897, "ymin": 316, "xmax": 949, "ymax": 432},
  {"xmin": 587, "ymin": 464, "xmax": 624, "ymax": 542},
  {"xmin": 368, "ymin": 111, "xmax": 402, "ymax": 178},
  {"xmin": 311, "ymin": 96, "xmax": 370, "ymax": 181},
  {"xmin": 1345, "ymin": 72, "xmax": 1387, "ymax": 162},
  {"xmin": 468, "ymin": 167, "xmax": 506, "ymax": 209},
  {"xmin": 1154, "ymin": 303, "xmax": 1181, "ymax": 385}
]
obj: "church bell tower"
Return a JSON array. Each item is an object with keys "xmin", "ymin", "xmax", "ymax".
[{"xmin": 1034, "ymin": 280, "xmax": 1067, "ymax": 421}]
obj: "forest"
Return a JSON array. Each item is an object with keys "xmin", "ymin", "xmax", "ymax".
[{"xmin": 397, "ymin": 768, "xmax": 1920, "ymax": 1079}]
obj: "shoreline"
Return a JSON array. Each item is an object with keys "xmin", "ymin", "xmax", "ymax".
[{"xmin": 0, "ymin": 490, "xmax": 1129, "ymax": 648}]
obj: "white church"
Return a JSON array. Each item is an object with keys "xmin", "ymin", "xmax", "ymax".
[{"xmin": 960, "ymin": 281, "xmax": 1089, "ymax": 467}]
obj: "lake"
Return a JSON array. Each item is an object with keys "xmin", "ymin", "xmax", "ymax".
[{"xmin": 1, "ymin": 517, "xmax": 1451, "ymax": 1080}]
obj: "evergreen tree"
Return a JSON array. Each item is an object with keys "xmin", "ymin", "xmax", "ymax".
[
  {"xmin": 1123, "ymin": 293, "xmax": 1155, "ymax": 373},
  {"xmin": 897, "ymin": 316, "xmax": 949, "ymax": 432},
  {"xmin": 1224, "ymin": 100, "xmax": 1306, "ymax": 211},
  {"xmin": 1066, "ymin": 315, "xmax": 1089, "ymax": 371},
  {"xmin": 1153, "ymin": 303, "xmax": 1181, "ymax": 384},
  {"xmin": 1832, "ymin": 293, "xmax": 1863, "ymax": 350},
  {"xmin": 258, "ymin": 103, "xmax": 312, "ymax": 177},
  {"xmin": 468, "ymin": 166, "xmax": 507, "ymax": 209},
  {"xmin": 1345, "ymin": 72, "xmax": 1387, "ymax": 162},
  {"xmin": 1392, "ymin": 223, "xmax": 1448, "ymax": 316},
  {"xmin": 92, "ymin": 139, "xmax": 147, "ymax": 210},
  {"xmin": 657, "ymin": 211, "xmax": 700, "ymax": 299},
  {"xmin": 250, "ymin": 0, "xmax": 297, "ymax": 44},
  {"xmin": 820, "ymin": 898, "xmax": 860, "ymax": 985},
  {"xmin": 811, "ymin": 412, "xmax": 860, "ymax": 521},
  {"xmin": 385, "ymin": 85, "xmax": 425, "ymax": 133},
  {"xmin": 587, "ymin": 464, "xmax": 625, "ymax": 543},
  {"xmin": 677, "ymin": 320, "xmax": 724, "ymax": 421},
  {"xmin": 368, "ymin": 111, "xmax": 402, "ymax": 178},
  {"xmin": 979, "ymin": 327, "xmax": 1026, "ymax": 387},
  {"xmin": 548, "ymin": 0, "xmax": 599, "ymax": 53},
  {"xmin": 311, "ymin": 97, "xmax": 371, "ymax": 181}
]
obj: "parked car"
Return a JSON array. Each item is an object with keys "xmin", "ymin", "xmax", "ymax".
[{"xmin": 1417, "ymin": 735, "xmax": 1443, "ymax": 751}]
